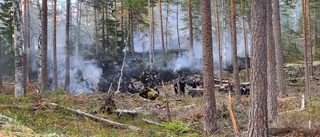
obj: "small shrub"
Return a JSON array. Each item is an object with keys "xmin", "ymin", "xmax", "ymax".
[{"xmin": 161, "ymin": 120, "xmax": 190, "ymax": 134}]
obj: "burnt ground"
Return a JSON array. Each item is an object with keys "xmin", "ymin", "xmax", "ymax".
[{"xmin": 1, "ymin": 61, "xmax": 320, "ymax": 136}]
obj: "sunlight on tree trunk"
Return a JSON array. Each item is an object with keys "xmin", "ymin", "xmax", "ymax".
[{"xmin": 241, "ymin": 0, "xmax": 249, "ymax": 82}]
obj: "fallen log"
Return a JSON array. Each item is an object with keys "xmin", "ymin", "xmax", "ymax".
[
  {"xmin": 142, "ymin": 119, "xmax": 162, "ymax": 126},
  {"xmin": 116, "ymin": 109, "xmax": 139, "ymax": 117},
  {"xmin": 49, "ymin": 103, "xmax": 140, "ymax": 131}
]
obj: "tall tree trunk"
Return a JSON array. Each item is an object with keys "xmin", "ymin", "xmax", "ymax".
[
  {"xmin": 159, "ymin": 0, "xmax": 167, "ymax": 67},
  {"xmin": 40, "ymin": 0, "xmax": 48, "ymax": 92},
  {"xmin": 176, "ymin": 0, "xmax": 181, "ymax": 56},
  {"xmin": 307, "ymin": 0, "xmax": 312, "ymax": 76},
  {"xmin": 128, "ymin": 10, "xmax": 135, "ymax": 58},
  {"xmin": 230, "ymin": 0, "xmax": 240, "ymax": 103},
  {"xmin": 165, "ymin": 0, "xmax": 169, "ymax": 50},
  {"xmin": 23, "ymin": 0, "xmax": 28, "ymax": 93},
  {"xmin": 76, "ymin": 0, "xmax": 82, "ymax": 60},
  {"xmin": 201, "ymin": 0, "xmax": 217, "ymax": 134},
  {"xmin": 65, "ymin": 0, "xmax": 71, "ymax": 91},
  {"xmin": 13, "ymin": 0, "xmax": 24, "ymax": 97},
  {"xmin": 241, "ymin": 0, "xmax": 249, "ymax": 82},
  {"xmin": 105, "ymin": 2, "xmax": 110, "ymax": 55},
  {"xmin": 0, "ymin": 36, "xmax": 2, "ymax": 93},
  {"xmin": 94, "ymin": 0, "xmax": 99, "ymax": 58},
  {"xmin": 273, "ymin": 0, "xmax": 287, "ymax": 97},
  {"xmin": 148, "ymin": 0, "xmax": 154, "ymax": 70},
  {"xmin": 152, "ymin": 6, "xmax": 155, "ymax": 60},
  {"xmin": 53, "ymin": 0, "xmax": 58, "ymax": 90},
  {"xmin": 114, "ymin": 0, "xmax": 118, "ymax": 57},
  {"xmin": 266, "ymin": 0, "xmax": 278, "ymax": 123},
  {"xmin": 214, "ymin": 0, "xmax": 222, "ymax": 86},
  {"xmin": 188, "ymin": 0, "xmax": 194, "ymax": 65},
  {"xmin": 248, "ymin": 0, "xmax": 268, "ymax": 136},
  {"xmin": 302, "ymin": 0, "xmax": 310, "ymax": 96},
  {"xmin": 120, "ymin": 1, "xmax": 124, "ymax": 45},
  {"xmin": 102, "ymin": 6, "xmax": 106, "ymax": 51},
  {"xmin": 27, "ymin": 0, "xmax": 31, "ymax": 82},
  {"xmin": 315, "ymin": 14, "xmax": 318, "ymax": 61}
]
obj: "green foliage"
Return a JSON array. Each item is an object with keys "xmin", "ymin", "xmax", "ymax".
[
  {"xmin": 0, "ymin": 0, "xmax": 14, "ymax": 76},
  {"xmin": 161, "ymin": 120, "xmax": 190, "ymax": 134},
  {"xmin": 282, "ymin": 21, "xmax": 303, "ymax": 63}
]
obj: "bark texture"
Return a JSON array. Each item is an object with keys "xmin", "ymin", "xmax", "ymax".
[
  {"xmin": 65, "ymin": 0, "xmax": 71, "ymax": 91},
  {"xmin": 248, "ymin": 0, "xmax": 268, "ymax": 136},
  {"xmin": 230, "ymin": 0, "xmax": 240, "ymax": 103},
  {"xmin": 188, "ymin": 0, "xmax": 194, "ymax": 65},
  {"xmin": 302, "ymin": 0, "xmax": 310, "ymax": 95},
  {"xmin": 13, "ymin": 0, "xmax": 24, "ymax": 97},
  {"xmin": 215, "ymin": 0, "xmax": 222, "ymax": 86},
  {"xmin": 266, "ymin": 0, "xmax": 278, "ymax": 123},
  {"xmin": 40, "ymin": 0, "xmax": 48, "ymax": 92},
  {"xmin": 273, "ymin": 0, "xmax": 287, "ymax": 97},
  {"xmin": 159, "ymin": 0, "xmax": 167, "ymax": 67},
  {"xmin": 53, "ymin": 0, "xmax": 58, "ymax": 90},
  {"xmin": 201, "ymin": 0, "xmax": 217, "ymax": 134}
]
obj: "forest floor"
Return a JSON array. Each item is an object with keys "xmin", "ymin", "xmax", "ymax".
[{"xmin": 1, "ymin": 71, "xmax": 320, "ymax": 136}]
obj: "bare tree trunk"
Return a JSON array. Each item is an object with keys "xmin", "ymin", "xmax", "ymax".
[
  {"xmin": 128, "ymin": 10, "xmax": 135, "ymax": 58},
  {"xmin": 105, "ymin": 2, "xmax": 110, "ymax": 55},
  {"xmin": 0, "ymin": 36, "xmax": 2, "ymax": 93},
  {"xmin": 188, "ymin": 0, "xmax": 194, "ymax": 65},
  {"xmin": 23, "ymin": 0, "xmax": 28, "ymax": 93},
  {"xmin": 152, "ymin": 6, "xmax": 155, "ymax": 60},
  {"xmin": 114, "ymin": 0, "xmax": 118, "ymax": 57},
  {"xmin": 165, "ymin": 0, "xmax": 169, "ymax": 50},
  {"xmin": 65, "ymin": 0, "xmax": 71, "ymax": 91},
  {"xmin": 273, "ymin": 0, "xmax": 287, "ymax": 97},
  {"xmin": 159, "ymin": 0, "xmax": 167, "ymax": 67},
  {"xmin": 94, "ymin": 0, "xmax": 99, "ymax": 58},
  {"xmin": 40, "ymin": 0, "xmax": 48, "ymax": 92},
  {"xmin": 27, "ymin": 0, "xmax": 31, "ymax": 82},
  {"xmin": 176, "ymin": 0, "xmax": 181, "ymax": 56},
  {"xmin": 302, "ymin": 0, "xmax": 310, "ymax": 96},
  {"xmin": 241, "ymin": 0, "xmax": 249, "ymax": 82},
  {"xmin": 102, "ymin": 6, "xmax": 105, "ymax": 51},
  {"xmin": 230, "ymin": 0, "xmax": 240, "ymax": 104},
  {"xmin": 120, "ymin": 1, "xmax": 124, "ymax": 45},
  {"xmin": 148, "ymin": 0, "xmax": 154, "ymax": 70},
  {"xmin": 201, "ymin": 0, "xmax": 217, "ymax": 134},
  {"xmin": 53, "ymin": 0, "xmax": 58, "ymax": 90},
  {"xmin": 266, "ymin": 0, "xmax": 278, "ymax": 123},
  {"xmin": 214, "ymin": 0, "xmax": 222, "ymax": 86},
  {"xmin": 76, "ymin": 0, "xmax": 82, "ymax": 60},
  {"xmin": 307, "ymin": 0, "xmax": 312, "ymax": 76},
  {"xmin": 13, "ymin": 0, "xmax": 24, "ymax": 97},
  {"xmin": 248, "ymin": 0, "xmax": 268, "ymax": 136}
]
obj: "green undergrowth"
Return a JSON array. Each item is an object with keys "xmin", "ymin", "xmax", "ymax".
[{"xmin": 0, "ymin": 91, "xmax": 200, "ymax": 136}]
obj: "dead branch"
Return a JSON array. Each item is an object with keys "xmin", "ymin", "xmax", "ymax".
[
  {"xmin": 49, "ymin": 103, "xmax": 140, "ymax": 131},
  {"xmin": 142, "ymin": 119, "xmax": 162, "ymax": 126},
  {"xmin": 116, "ymin": 51, "xmax": 127, "ymax": 92},
  {"xmin": 226, "ymin": 94, "xmax": 238, "ymax": 133},
  {"xmin": 161, "ymin": 99, "xmax": 182, "ymax": 102},
  {"xmin": 162, "ymin": 81, "xmax": 171, "ymax": 122}
]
